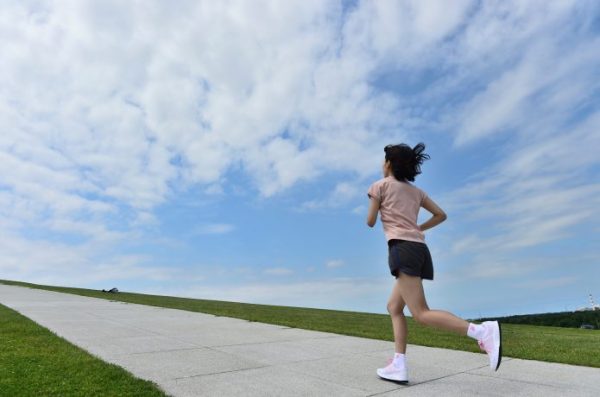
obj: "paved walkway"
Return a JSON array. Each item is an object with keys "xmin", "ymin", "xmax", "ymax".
[{"xmin": 1, "ymin": 284, "xmax": 598, "ymax": 396}]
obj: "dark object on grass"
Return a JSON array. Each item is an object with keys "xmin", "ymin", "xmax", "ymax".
[{"xmin": 102, "ymin": 288, "xmax": 119, "ymax": 293}]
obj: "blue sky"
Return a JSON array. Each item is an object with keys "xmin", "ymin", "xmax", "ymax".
[{"xmin": 1, "ymin": 0, "xmax": 599, "ymax": 319}]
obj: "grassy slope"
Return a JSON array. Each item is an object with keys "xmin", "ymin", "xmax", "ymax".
[
  {"xmin": 0, "ymin": 303, "xmax": 167, "ymax": 397},
  {"xmin": 1, "ymin": 279, "xmax": 599, "ymax": 368}
]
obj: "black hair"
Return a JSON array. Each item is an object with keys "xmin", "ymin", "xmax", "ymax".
[{"xmin": 384, "ymin": 142, "xmax": 430, "ymax": 182}]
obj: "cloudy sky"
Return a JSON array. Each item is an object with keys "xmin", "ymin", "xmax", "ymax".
[{"xmin": 1, "ymin": 0, "xmax": 599, "ymax": 319}]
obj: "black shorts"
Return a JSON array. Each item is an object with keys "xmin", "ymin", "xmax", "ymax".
[{"xmin": 388, "ymin": 239, "xmax": 434, "ymax": 280}]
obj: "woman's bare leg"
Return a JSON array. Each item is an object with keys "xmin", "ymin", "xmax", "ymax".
[
  {"xmin": 395, "ymin": 273, "xmax": 469, "ymax": 335},
  {"xmin": 387, "ymin": 279, "xmax": 407, "ymax": 353}
]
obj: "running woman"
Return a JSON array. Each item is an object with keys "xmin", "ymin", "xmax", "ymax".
[{"xmin": 367, "ymin": 143, "xmax": 501, "ymax": 384}]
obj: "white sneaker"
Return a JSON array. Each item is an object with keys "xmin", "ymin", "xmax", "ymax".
[
  {"xmin": 377, "ymin": 358, "xmax": 408, "ymax": 383},
  {"xmin": 478, "ymin": 321, "xmax": 502, "ymax": 371}
]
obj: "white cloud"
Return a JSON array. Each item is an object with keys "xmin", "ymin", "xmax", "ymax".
[
  {"xmin": 515, "ymin": 276, "xmax": 579, "ymax": 291},
  {"xmin": 1, "ymin": 0, "xmax": 528, "ymax": 232},
  {"xmin": 193, "ymin": 223, "xmax": 236, "ymax": 235},
  {"xmin": 263, "ymin": 267, "xmax": 294, "ymax": 276},
  {"xmin": 434, "ymin": 1, "xmax": 600, "ymax": 270},
  {"xmin": 300, "ymin": 181, "xmax": 362, "ymax": 211},
  {"xmin": 0, "ymin": 230, "xmax": 180, "ymax": 287},
  {"xmin": 456, "ymin": 36, "xmax": 600, "ymax": 146},
  {"xmin": 351, "ymin": 205, "xmax": 366, "ymax": 215},
  {"xmin": 444, "ymin": 113, "xmax": 600, "ymax": 258},
  {"xmin": 343, "ymin": 0, "xmax": 474, "ymax": 68},
  {"xmin": 326, "ymin": 259, "xmax": 345, "ymax": 269},
  {"xmin": 0, "ymin": 0, "xmax": 409, "ymax": 229}
]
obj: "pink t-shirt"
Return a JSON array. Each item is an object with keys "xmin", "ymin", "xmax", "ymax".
[{"xmin": 368, "ymin": 176, "xmax": 428, "ymax": 243}]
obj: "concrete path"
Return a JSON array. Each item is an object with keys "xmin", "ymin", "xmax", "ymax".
[{"xmin": 1, "ymin": 284, "xmax": 598, "ymax": 396}]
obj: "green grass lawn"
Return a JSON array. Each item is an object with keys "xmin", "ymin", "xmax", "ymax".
[
  {"xmin": 2, "ymin": 279, "xmax": 599, "ymax": 373},
  {"xmin": 0, "ymin": 302, "xmax": 168, "ymax": 397}
]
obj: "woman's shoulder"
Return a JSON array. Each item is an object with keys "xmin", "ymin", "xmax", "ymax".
[
  {"xmin": 394, "ymin": 179, "xmax": 429, "ymax": 197},
  {"xmin": 370, "ymin": 176, "xmax": 392, "ymax": 187},
  {"xmin": 408, "ymin": 183, "xmax": 429, "ymax": 200}
]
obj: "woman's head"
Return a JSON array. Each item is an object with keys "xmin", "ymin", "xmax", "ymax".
[{"xmin": 383, "ymin": 142, "xmax": 430, "ymax": 182}]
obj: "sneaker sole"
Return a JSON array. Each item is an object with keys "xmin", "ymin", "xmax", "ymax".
[
  {"xmin": 496, "ymin": 322, "xmax": 502, "ymax": 371},
  {"xmin": 377, "ymin": 368, "xmax": 408, "ymax": 384},
  {"xmin": 378, "ymin": 374, "xmax": 409, "ymax": 385}
]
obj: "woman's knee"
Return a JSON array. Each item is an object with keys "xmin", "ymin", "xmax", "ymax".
[
  {"xmin": 387, "ymin": 301, "xmax": 405, "ymax": 315},
  {"xmin": 412, "ymin": 309, "xmax": 429, "ymax": 325}
]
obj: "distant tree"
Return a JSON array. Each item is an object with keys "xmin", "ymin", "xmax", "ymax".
[{"xmin": 477, "ymin": 310, "xmax": 600, "ymax": 329}]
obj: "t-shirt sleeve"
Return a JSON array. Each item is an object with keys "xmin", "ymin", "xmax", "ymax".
[{"xmin": 367, "ymin": 180, "xmax": 382, "ymax": 201}]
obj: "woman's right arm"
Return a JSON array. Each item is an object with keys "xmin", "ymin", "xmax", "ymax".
[
  {"xmin": 419, "ymin": 196, "xmax": 447, "ymax": 232},
  {"xmin": 366, "ymin": 197, "xmax": 380, "ymax": 227}
]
